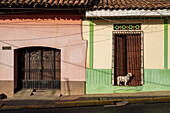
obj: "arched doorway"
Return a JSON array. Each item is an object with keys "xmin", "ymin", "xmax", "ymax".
[{"xmin": 15, "ymin": 47, "xmax": 61, "ymax": 91}]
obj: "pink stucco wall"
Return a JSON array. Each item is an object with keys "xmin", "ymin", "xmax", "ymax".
[
  {"xmin": 0, "ymin": 12, "xmax": 87, "ymax": 82},
  {"xmin": 56, "ymin": 19, "xmax": 87, "ymax": 81}
]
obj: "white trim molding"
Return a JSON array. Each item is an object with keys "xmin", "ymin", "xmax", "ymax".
[{"xmin": 86, "ymin": 9, "xmax": 170, "ymax": 17}]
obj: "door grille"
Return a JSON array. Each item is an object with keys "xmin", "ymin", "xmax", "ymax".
[{"xmin": 18, "ymin": 47, "xmax": 61, "ymax": 89}]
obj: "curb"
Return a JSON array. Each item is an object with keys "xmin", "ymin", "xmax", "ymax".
[
  {"xmin": 1, "ymin": 97, "xmax": 170, "ymax": 111},
  {"xmin": 55, "ymin": 97, "xmax": 170, "ymax": 107},
  {"xmin": 0, "ymin": 105, "xmax": 56, "ymax": 111}
]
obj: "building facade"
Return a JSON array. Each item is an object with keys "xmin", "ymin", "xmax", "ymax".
[
  {"xmin": 0, "ymin": 1, "xmax": 89, "ymax": 97},
  {"xmin": 0, "ymin": 0, "xmax": 170, "ymax": 97},
  {"xmin": 83, "ymin": 0, "xmax": 170, "ymax": 94}
]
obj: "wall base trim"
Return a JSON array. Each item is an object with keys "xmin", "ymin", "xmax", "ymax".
[
  {"xmin": 86, "ymin": 69, "xmax": 170, "ymax": 94},
  {"xmin": 0, "ymin": 80, "xmax": 14, "ymax": 98}
]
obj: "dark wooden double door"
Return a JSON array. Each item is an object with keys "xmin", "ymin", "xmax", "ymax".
[
  {"xmin": 113, "ymin": 33, "xmax": 142, "ymax": 86},
  {"xmin": 17, "ymin": 47, "xmax": 61, "ymax": 90}
]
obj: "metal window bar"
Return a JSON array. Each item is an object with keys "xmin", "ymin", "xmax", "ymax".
[{"xmin": 112, "ymin": 31, "xmax": 144, "ymax": 86}]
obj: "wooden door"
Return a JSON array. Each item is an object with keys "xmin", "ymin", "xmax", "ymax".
[{"xmin": 114, "ymin": 33, "xmax": 141, "ymax": 86}]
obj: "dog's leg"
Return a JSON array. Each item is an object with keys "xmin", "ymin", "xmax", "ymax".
[
  {"xmin": 117, "ymin": 78, "xmax": 119, "ymax": 86},
  {"xmin": 125, "ymin": 81, "xmax": 127, "ymax": 86}
]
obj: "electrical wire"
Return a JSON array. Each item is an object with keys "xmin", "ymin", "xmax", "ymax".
[{"xmin": 0, "ymin": 9, "xmax": 168, "ymax": 47}]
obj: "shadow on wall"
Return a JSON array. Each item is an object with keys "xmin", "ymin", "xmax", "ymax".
[
  {"xmin": 144, "ymin": 81, "xmax": 170, "ymax": 87},
  {"xmin": 0, "ymin": 62, "xmax": 13, "ymax": 68},
  {"xmin": 63, "ymin": 78, "xmax": 71, "ymax": 95},
  {"xmin": 0, "ymin": 10, "xmax": 82, "ymax": 20},
  {"xmin": 92, "ymin": 18, "xmax": 165, "ymax": 25}
]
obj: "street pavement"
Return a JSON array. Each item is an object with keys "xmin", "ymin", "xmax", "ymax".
[
  {"xmin": 1, "ymin": 102, "xmax": 170, "ymax": 113},
  {"xmin": 1, "ymin": 90, "xmax": 170, "ymax": 111}
]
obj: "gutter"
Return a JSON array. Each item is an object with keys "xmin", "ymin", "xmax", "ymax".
[{"xmin": 1, "ymin": 97, "xmax": 170, "ymax": 111}]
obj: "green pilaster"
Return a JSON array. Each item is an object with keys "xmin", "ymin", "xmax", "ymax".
[
  {"xmin": 164, "ymin": 19, "xmax": 168, "ymax": 69},
  {"xmin": 89, "ymin": 20, "xmax": 93, "ymax": 69}
]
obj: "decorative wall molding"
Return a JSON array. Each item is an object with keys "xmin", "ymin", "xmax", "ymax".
[{"xmin": 86, "ymin": 9, "xmax": 170, "ymax": 17}]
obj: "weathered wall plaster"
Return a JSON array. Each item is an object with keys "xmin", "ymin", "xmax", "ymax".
[{"xmin": 0, "ymin": 13, "xmax": 87, "ymax": 96}]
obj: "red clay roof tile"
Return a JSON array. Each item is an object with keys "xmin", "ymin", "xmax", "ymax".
[{"xmin": 0, "ymin": 0, "xmax": 169, "ymax": 9}]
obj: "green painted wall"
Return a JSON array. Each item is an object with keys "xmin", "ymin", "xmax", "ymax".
[
  {"xmin": 86, "ymin": 69, "xmax": 170, "ymax": 94},
  {"xmin": 86, "ymin": 69, "xmax": 143, "ymax": 94},
  {"xmin": 86, "ymin": 18, "xmax": 170, "ymax": 94},
  {"xmin": 143, "ymin": 69, "xmax": 170, "ymax": 91}
]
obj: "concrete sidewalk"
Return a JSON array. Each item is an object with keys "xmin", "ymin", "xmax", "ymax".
[{"xmin": 1, "ymin": 91, "xmax": 170, "ymax": 111}]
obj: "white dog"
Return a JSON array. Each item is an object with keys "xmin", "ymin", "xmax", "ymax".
[{"xmin": 117, "ymin": 73, "xmax": 132, "ymax": 86}]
